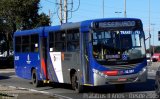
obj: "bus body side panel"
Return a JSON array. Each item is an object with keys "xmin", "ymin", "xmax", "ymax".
[
  {"xmin": 48, "ymin": 52, "xmax": 63, "ymax": 83},
  {"xmin": 45, "ymin": 25, "xmax": 82, "ymax": 84},
  {"xmin": 14, "ymin": 53, "xmax": 41, "ymax": 80},
  {"xmin": 61, "ymin": 52, "xmax": 81, "ymax": 84},
  {"xmin": 47, "ymin": 52, "xmax": 81, "ymax": 84},
  {"xmin": 47, "ymin": 53, "xmax": 59, "ymax": 82},
  {"xmin": 14, "ymin": 28, "xmax": 47, "ymax": 81}
]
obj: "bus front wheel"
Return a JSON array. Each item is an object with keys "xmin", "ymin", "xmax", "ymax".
[
  {"xmin": 71, "ymin": 73, "xmax": 83, "ymax": 93},
  {"xmin": 32, "ymin": 69, "xmax": 41, "ymax": 87}
]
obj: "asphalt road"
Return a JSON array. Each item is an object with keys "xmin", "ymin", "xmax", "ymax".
[{"xmin": 0, "ymin": 62, "xmax": 160, "ymax": 99}]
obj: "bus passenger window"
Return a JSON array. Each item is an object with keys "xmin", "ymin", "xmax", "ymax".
[
  {"xmin": 34, "ymin": 44, "xmax": 38, "ymax": 52},
  {"xmin": 55, "ymin": 42, "xmax": 66, "ymax": 52},
  {"xmin": 66, "ymin": 30, "xmax": 80, "ymax": 52},
  {"xmin": 34, "ymin": 44, "xmax": 39, "ymax": 52},
  {"xmin": 75, "ymin": 42, "xmax": 80, "ymax": 50},
  {"xmin": 15, "ymin": 36, "xmax": 22, "ymax": 52},
  {"xmin": 31, "ymin": 34, "xmax": 39, "ymax": 52},
  {"xmin": 67, "ymin": 42, "xmax": 75, "ymax": 51},
  {"xmin": 50, "ymin": 47, "xmax": 56, "ymax": 52},
  {"xmin": 22, "ymin": 36, "xmax": 30, "ymax": 52},
  {"xmin": 34, "ymin": 47, "xmax": 38, "ymax": 52},
  {"xmin": 54, "ymin": 32, "xmax": 66, "ymax": 52}
]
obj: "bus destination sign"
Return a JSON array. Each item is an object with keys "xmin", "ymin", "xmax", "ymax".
[
  {"xmin": 92, "ymin": 21, "xmax": 137, "ymax": 29},
  {"xmin": 99, "ymin": 21, "xmax": 136, "ymax": 28}
]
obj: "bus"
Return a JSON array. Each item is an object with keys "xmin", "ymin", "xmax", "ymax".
[{"xmin": 14, "ymin": 18, "xmax": 147, "ymax": 92}]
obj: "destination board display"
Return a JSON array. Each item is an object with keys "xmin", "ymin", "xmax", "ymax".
[{"xmin": 91, "ymin": 20, "xmax": 142, "ymax": 29}]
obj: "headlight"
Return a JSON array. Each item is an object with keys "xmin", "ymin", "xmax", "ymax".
[
  {"xmin": 92, "ymin": 69, "xmax": 106, "ymax": 77},
  {"xmin": 139, "ymin": 67, "xmax": 147, "ymax": 75}
]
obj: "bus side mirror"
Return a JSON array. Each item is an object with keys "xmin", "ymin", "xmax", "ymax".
[{"xmin": 145, "ymin": 31, "xmax": 151, "ymax": 41}]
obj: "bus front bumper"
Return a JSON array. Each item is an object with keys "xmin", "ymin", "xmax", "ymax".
[{"xmin": 93, "ymin": 67, "xmax": 147, "ymax": 86}]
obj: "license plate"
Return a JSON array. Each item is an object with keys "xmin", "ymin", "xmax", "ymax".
[{"xmin": 118, "ymin": 78, "xmax": 127, "ymax": 81}]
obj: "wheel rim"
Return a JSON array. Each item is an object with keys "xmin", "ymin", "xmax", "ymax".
[
  {"xmin": 33, "ymin": 73, "xmax": 36, "ymax": 84},
  {"xmin": 155, "ymin": 79, "xmax": 160, "ymax": 94},
  {"xmin": 72, "ymin": 75, "xmax": 78, "ymax": 89}
]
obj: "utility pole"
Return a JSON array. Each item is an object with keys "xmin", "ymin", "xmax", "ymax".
[
  {"xmin": 151, "ymin": 23, "xmax": 155, "ymax": 54},
  {"xmin": 59, "ymin": 0, "xmax": 63, "ymax": 24},
  {"xmin": 124, "ymin": 0, "xmax": 127, "ymax": 17},
  {"xmin": 149, "ymin": 0, "xmax": 151, "ymax": 55},
  {"xmin": 57, "ymin": 0, "xmax": 79, "ymax": 24},
  {"xmin": 102, "ymin": 0, "xmax": 104, "ymax": 18},
  {"xmin": 49, "ymin": 9, "xmax": 51, "ymax": 25},
  {"xmin": 64, "ymin": 0, "xmax": 68, "ymax": 23}
]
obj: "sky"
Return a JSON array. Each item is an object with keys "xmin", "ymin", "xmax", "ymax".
[{"xmin": 39, "ymin": 0, "xmax": 160, "ymax": 48}]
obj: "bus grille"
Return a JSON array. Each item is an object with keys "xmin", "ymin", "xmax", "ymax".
[{"xmin": 105, "ymin": 63, "xmax": 139, "ymax": 70}]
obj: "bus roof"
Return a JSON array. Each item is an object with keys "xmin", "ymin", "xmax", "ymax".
[
  {"xmin": 14, "ymin": 18, "xmax": 142, "ymax": 36},
  {"xmin": 45, "ymin": 17, "xmax": 142, "ymax": 31},
  {"xmin": 90, "ymin": 18, "xmax": 141, "ymax": 22},
  {"xmin": 14, "ymin": 27, "xmax": 44, "ymax": 36},
  {"xmin": 44, "ymin": 22, "xmax": 81, "ymax": 33}
]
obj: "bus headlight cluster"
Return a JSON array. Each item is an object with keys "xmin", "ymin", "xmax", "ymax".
[
  {"xmin": 92, "ymin": 69, "xmax": 108, "ymax": 78},
  {"xmin": 139, "ymin": 67, "xmax": 147, "ymax": 75}
]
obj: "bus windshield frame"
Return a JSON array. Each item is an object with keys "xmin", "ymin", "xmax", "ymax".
[{"xmin": 91, "ymin": 22, "xmax": 146, "ymax": 65}]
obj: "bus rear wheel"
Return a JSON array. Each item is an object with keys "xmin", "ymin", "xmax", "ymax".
[
  {"xmin": 71, "ymin": 73, "xmax": 83, "ymax": 93},
  {"xmin": 32, "ymin": 69, "xmax": 41, "ymax": 87}
]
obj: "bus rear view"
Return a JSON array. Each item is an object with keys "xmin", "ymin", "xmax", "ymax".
[{"xmin": 89, "ymin": 19, "xmax": 147, "ymax": 89}]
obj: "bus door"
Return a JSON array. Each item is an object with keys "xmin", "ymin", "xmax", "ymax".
[
  {"xmin": 48, "ymin": 31, "xmax": 65, "ymax": 83},
  {"xmin": 40, "ymin": 37, "xmax": 48, "ymax": 80}
]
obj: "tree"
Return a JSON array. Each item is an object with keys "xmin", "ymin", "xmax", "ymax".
[
  {"xmin": 0, "ymin": 0, "xmax": 50, "ymax": 56},
  {"xmin": 36, "ymin": 13, "xmax": 51, "ymax": 27}
]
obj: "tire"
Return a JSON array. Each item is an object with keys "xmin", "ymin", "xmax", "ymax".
[
  {"xmin": 32, "ymin": 69, "xmax": 41, "ymax": 87},
  {"xmin": 71, "ymin": 73, "xmax": 83, "ymax": 93},
  {"xmin": 155, "ymin": 77, "xmax": 160, "ymax": 95},
  {"xmin": 115, "ymin": 84, "xmax": 125, "ymax": 91}
]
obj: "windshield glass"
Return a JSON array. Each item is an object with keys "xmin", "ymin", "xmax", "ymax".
[{"xmin": 92, "ymin": 30, "xmax": 146, "ymax": 65}]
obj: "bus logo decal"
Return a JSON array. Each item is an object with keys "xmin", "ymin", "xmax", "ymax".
[
  {"xmin": 15, "ymin": 56, "xmax": 19, "ymax": 61},
  {"xmin": 26, "ymin": 54, "xmax": 31, "ymax": 64},
  {"xmin": 122, "ymin": 54, "xmax": 128, "ymax": 60}
]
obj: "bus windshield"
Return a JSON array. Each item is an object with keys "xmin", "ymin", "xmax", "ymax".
[{"xmin": 92, "ymin": 29, "xmax": 146, "ymax": 65}]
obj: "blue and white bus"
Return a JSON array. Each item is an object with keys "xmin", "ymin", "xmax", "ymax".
[{"xmin": 14, "ymin": 18, "xmax": 147, "ymax": 92}]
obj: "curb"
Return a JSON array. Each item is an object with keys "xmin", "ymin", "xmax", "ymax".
[{"xmin": 0, "ymin": 69, "xmax": 15, "ymax": 73}]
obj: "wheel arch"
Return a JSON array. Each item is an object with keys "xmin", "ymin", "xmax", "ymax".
[
  {"xmin": 31, "ymin": 67, "xmax": 36, "ymax": 75},
  {"xmin": 70, "ymin": 68, "xmax": 77, "ymax": 83}
]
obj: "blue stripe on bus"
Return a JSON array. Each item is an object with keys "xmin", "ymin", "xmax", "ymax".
[{"xmin": 88, "ymin": 43, "xmax": 94, "ymax": 85}]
